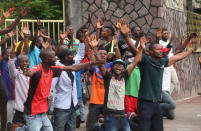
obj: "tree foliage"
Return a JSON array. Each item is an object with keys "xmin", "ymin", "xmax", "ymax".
[{"xmin": 0, "ymin": 0, "xmax": 63, "ymax": 19}]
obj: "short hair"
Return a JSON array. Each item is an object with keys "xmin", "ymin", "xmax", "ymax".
[
  {"xmin": 18, "ymin": 55, "xmax": 29, "ymax": 62},
  {"xmin": 162, "ymin": 28, "xmax": 168, "ymax": 33},
  {"xmin": 57, "ymin": 48, "xmax": 72, "ymax": 62},
  {"xmin": 39, "ymin": 48, "xmax": 54, "ymax": 60},
  {"xmin": 98, "ymin": 46, "xmax": 107, "ymax": 51},
  {"xmin": 149, "ymin": 43, "xmax": 159, "ymax": 51},
  {"xmin": 40, "ymin": 27, "xmax": 48, "ymax": 33},
  {"xmin": 104, "ymin": 26, "xmax": 115, "ymax": 36}
]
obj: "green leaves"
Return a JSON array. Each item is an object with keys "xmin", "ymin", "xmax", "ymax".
[{"xmin": 0, "ymin": 0, "xmax": 62, "ymax": 20}]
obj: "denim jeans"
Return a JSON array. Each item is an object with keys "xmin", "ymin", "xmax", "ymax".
[
  {"xmin": 160, "ymin": 91, "xmax": 176, "ymax": 120},
  {"xmin": 53, "ymin": 107, "xmax": 76, "ymax": 131},
  {"xmin": 137, "ymin": 100, "xmax": 163, "ymax": 131},
  {"xmin": 103, "ymin": 116, "xmax": 130, "ymax": 131},
  {"xmin": 86, "ymin": 104, "xmax": 104, "ymax": 131},
  {"xmin": 78, "ymin": 98, "xmax": 85, "ymax": 121},
  {"xmin": 25, "ymin": 113, "xmax": 53, "ymax": 131}
]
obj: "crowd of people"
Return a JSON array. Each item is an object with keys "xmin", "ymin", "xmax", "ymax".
[{"xmin": 0, "ymin": 7, "xmax": 200, "ymax": 131}]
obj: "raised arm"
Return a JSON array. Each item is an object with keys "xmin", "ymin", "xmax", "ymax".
[
  {"xmin": 0, "ymin": 7, "xmax": 30, "ymax": 35},
  {"xmin": 127, "ymin": 37, "xmax": 147, "ymax": 76},
  {"xmin": 156, "ymin": 26, "xmax": 162, "ymax": 43},
  {"xmin": 113, "ymin": 19, "xmax": 121, "ymax": 59},
  {"xmin": 174, "ymin": 34, "xmax": 194, "ymax": 55},
  {"xmin": 168, "ymin": 36, "xmax": 200, "ymax": 66},
  {"xmin": 0, "ymin": 9, "xmax": 14, "ymax": 26},
  {"xmin": 88, "ymin": 35, "xmax": 99, "ymax": 71},
  {"xmin": 31, "ymin": 18, "xmax": 41, "ymax": 51},
  {"xmin": 120, "ymin": 19, "xmax": 138, "ymax": 56},
  {"xmin": 96, "ymin": 17, "xmax": 104, "ymax": 40}
]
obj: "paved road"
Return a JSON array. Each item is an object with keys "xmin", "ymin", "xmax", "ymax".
[{"xmin": 76, "ymin": 96, "xmax": 201, "ymax": 131}]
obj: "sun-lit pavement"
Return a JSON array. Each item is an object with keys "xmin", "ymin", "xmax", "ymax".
[
  {"xmin": 76, "ymin": 96, "xmax": 201, "ymax": 131},
  {"xmin": 164, "ymin": 95, "xmax": 201, "ymax": 131}
]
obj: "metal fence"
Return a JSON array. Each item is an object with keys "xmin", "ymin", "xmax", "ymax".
[
  {"xmin": 0, "ymin": 19, "xmax": 65, "ymax": 45},
  {"xmin": 187, "ymin": 11, "xmax": 201, "ymax": 52}
]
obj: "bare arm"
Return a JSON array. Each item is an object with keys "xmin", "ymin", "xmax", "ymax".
[
  {"xmin": 174, "ymin": 36, "xmax": 192, "ymax": 55},
  {"xmin": 120, "ymin": 19, "xmax": 138, "ymax": 56},
  {"xmin": 168, "ymin": 36, "xmax": 200, "ymax": 66},
  {"xmin": 31, "ymin": 19, "xmax": 41, "ymax": 51},
  {"xmin": 127, "ymin": 37, "xmax": 147, "ymax": 76},
  {"xmin": 0, "ymin": 38, "xmax": 9, "ymax": 46},
  {"xmin": 96, "ymin": 17, "xmax": 104, "ymax": 40},
  {"xmin": 114, "ymin": 19, "xmax": 121, "ymax": 59},
  {"xmin": 127, "ymin": 47, "xmax": 143, "ymax": 76},
  {"xmin": 0, "ymin": 7, "xmax": 30, "ymax": 35}
]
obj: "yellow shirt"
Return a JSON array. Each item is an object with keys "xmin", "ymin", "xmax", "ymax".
[{"xmin": 15, "ymin": 41, "xmax": 32, "ymax": 53}]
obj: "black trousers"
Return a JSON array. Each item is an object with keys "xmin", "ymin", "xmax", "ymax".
[{"xmin": 137, "ymin": 100, "xmax": 163, "ymax": 131}]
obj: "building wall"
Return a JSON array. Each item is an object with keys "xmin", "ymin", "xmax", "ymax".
[
  {"xmin": 162, "ymin": 0, "xmax": 201, "ymax": 99},
  {"xmin": 81, "ymin": 0, "xmax": 163, "ymax": 39},
  {"xmin": 79, "ymin": 0, "xmax": 201, "ymax": 99}
]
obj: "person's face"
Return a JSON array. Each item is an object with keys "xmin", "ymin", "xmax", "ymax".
[
  {"xmin": 101, "ymin": 28, "xmax": 110, "ymax": 39},
  {"xmin": 18, "ymin": 57, "xmax": 30, "ymax": 70},
  {"xmin": 3, "ymin": 49, "xmax": 11, "ymax": 61},
  {"xmin": 132, "ymin": 27, "xmax": 141, "ymax": 38},
  {"xmin": 150, "ymin": 45, "xmax": 163, "ymax": 58},
  {"xmin": 64, "ymin": 54, "xmax": 75, "ymax": 65},
  {"xmin": 66, "ymin": 26, "xmax": 74, "ymax": 37},
  {"xmin": 98, "ymin": 50, "xmax": 107, "ymax": 62},
  {"xmin": 40, "ymin": 29, "xmax": 48, "ymax": 36},
  {"xmin": 36, "ymin": 37, "xmax": 44, "ymax": 49},
  {"xmin": 47, "ymin": 51, "xmax": 57, "ymax": 66},
  {"xmin": 162, "ymin": 31, "xmax": 169, "ymax": 41},
  {"xmin": 113, "ymin": 63, "xmax": 125, "ymax": 76}
]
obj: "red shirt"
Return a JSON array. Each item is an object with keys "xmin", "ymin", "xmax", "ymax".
[{"xmin": 24, "ymin": 64, "xmax": 63, "ymax": 115}]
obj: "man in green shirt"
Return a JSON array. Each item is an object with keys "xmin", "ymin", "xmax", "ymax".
[
  {"xmin": 137, "ymin": 42, "xmax": 199, "ymax": 131},
  {"xmin": 119, "ymin": 20, "xmax": 200, "ymax": 131}
]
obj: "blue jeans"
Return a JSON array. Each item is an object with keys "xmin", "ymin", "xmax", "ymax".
[
  {"xmin": 137, "ymin": 100, "xmax": 163, "ymax": 131},
  {"xmin": 78, "ymin": 98, "xmax": 85, "ymax": 121},
  {"xmin": 103, "ymin": 116, "xmax": 130, "ymax": 131},
  {"xmin": 53, "ymin": 107, "xmax": 76, "ymax": 131},
  {"xmin": 25, "ymin": 113, "xmax": 53, "ymax": 131},
  {"xmin": 160, "ymin": 91, "xmax": 176, "ymax": 120}
]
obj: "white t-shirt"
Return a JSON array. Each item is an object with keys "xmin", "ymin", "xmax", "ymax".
[
  {"xmin": 128, "ymin": 39, "xmax": 140, "ymax": 63},
  {"xmin": 159, "ymin": 40, "xmax": 174, "ymax": 57}
]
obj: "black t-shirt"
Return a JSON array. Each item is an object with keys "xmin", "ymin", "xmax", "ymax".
[{"xmin": 103, "ymin": 70, "xmax": 128, "ymax": 116}]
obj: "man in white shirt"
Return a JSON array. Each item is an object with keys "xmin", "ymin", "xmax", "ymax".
[{"xmin": 52, "ymin": 43, "xmax": 85, "ymax": 131}]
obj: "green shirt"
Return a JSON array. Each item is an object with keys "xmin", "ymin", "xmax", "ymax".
[
  {"xmin": 138, "ymin": 54, "xmax": 168, "ymax": 101},
  {"xmin": 125, "ymin": 66, "xmax": 141, "ymax": 98}
]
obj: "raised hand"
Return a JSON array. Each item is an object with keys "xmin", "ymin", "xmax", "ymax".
[
  {"xmin": 19, "ymin": 30, "xmax": 25, "ymax": 40},
  {"xmin": 8, "ymin": 31, "xmax": 15, "ymax": 38},
  {"xmin": 20, "ymin": 7, "xmax": 30, "ymax": 18},
  {"xmin": 140, "ymin": 37, "xmax": 149, "ymax": 49},
  {"xmin": 3, "ymin": 8, "xmax": 14, "ymax": 18},
  {"xmin": 115, "ymin": 19, "xmax": 122, "ymax": 30},
  {"xmin": 21, "ymin": 22, "xmax": 30, "ymax": 35},
  {"xmin": 36, "ymin": 18, "xmax": 42, "ymax": 30},
  {"xmin": 88, "ymin": 35, "xmax": 99, "ymax": 49},
  {"xmin": 96, "ymin": 17, "xmax": 104, "ymax": 29},
  {"xmin": 193, "ymin": 36, "xmax": 200, "ymax": 51},
  {"xmin": 120, "ymin": 19, "xmax": 130, "ymax": 37},
  {"xmin": 156, "ymin": 26, "xmax": 163, "ymax": 38}
]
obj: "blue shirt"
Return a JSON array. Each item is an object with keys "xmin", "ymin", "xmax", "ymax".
[
  {"xmin": 28, "ymin": 46, "xmax": 41, "ymax": 68},
  {"xmin": 0, "ymin": 60, "xmax": 15, "ymax": 100},
  {"xmin": 76, "ymin": 69, "xmax": 85, "ymax": 99}
]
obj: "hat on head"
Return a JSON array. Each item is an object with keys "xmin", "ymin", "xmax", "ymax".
[{"xmin": 113, "ymin": 59, "xmax": 126, "ymax": 68}]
